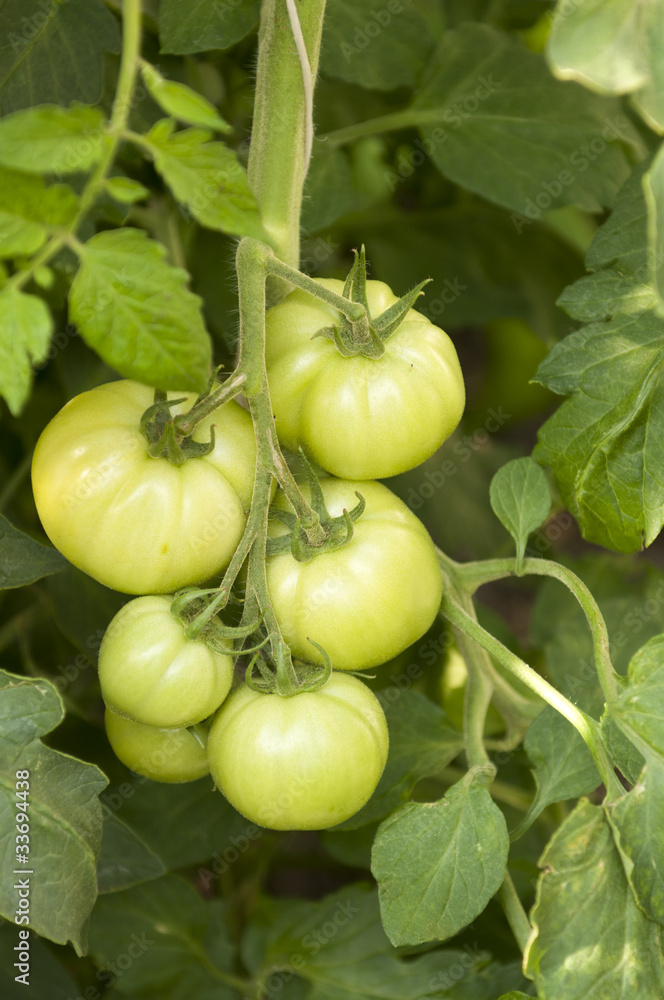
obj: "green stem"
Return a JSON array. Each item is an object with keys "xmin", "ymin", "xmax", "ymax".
[
  {"xmin": 248, "ymin": 0, "xmax": 327, "ymax": 301},
  {"xmin": 173, "ymin": 372, "xmax": 247, "ymax": 436},
  {"xmin": 454, "ymin": 556, "xmax": 620, "ymax": 704},
  {"xmin": 440, "ymin": 590, "xmax": 624, "ymax": 801},
  {"xmin": 442, "ymin": 767, "xmax": 532, "ymax": 812},
  {"xmin": 449, "ymin": 584, "xmax": 493, "ymax": 770},
  {"xmin": 322, "ymin": 109, "xmax": 427, "ymax": 149},
  {"xmin": 265, "ymin": 253, "xmax": 366, "ymax": 321},
  {"xmin": 497, "ymin": 871, "xmax": 532, "ymax": 953}
]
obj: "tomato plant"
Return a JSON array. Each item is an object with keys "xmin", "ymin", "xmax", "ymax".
[
  {"xmin": 1, "ymin": 1, "xmax": 663, "ymax": 998},
  {"xmin": 207, "ymin": 672, "xmax": 389, "ymax": 830},
  {"xmin": 31, "ymin": 380, "xmax": 256, "ymax": 594},
  {"xmin": 265, "ymin": 276, "xmax": 465, "ymax": 479},
  {"xmin": 98, "ymin": 595, "xmax": 234, "ymax": 728}
]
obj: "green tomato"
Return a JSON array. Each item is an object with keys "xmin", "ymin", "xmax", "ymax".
[
  {"xmin": 98, "ymin": 595, "xmax": 234, "ymax": 728},
  {"xmin": 266, "ymin": 478, "xmax": 443, "ymax": 670},
  {"xmin": 104, "ymin": 709, "xmax": 209, "ymax": 783},
  {"xmin": 265, "ymin": 279, "xmax": 465, "ymax": 479},
  {"xmin": 207, "ymin": 673, "xmax": 389, "ymax": 830},
  {"xmin": 31, "ymin": 379, "xmax": 255, "ymax": 594}
]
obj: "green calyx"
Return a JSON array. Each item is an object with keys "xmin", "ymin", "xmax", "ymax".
[
  {"xmin": 267, "ymin": 451, "xmax": 365, "ymax": 563},
  {"xmin": 141, "ymin": 389, "xmax": 215, "ymax": 465},
  {"xmin": 244, "ymin": 641, "xmax": 333, "ymax": 697},
  {"xmin": 314, "ymin": 246, "xmax": 431, "ymax": 359},
  {"xmin": 170, "ymin": 587, "xmax": 263, "ymax": 653},
  {"xmin": 140, "ymin": 369, "xmax": 246, "ymax": 466}
]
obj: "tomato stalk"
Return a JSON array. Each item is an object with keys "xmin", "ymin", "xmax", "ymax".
[
  {"xmin": 440, "ymin": 588, "xmax": 625, "ymax": 802},
  {"xmin": 452, "ymin": 556, "xmax": 621, "ymax": 704},
  {"xmin": 248, "ymin": 0, "xmax": 326, "ymax": 302}
]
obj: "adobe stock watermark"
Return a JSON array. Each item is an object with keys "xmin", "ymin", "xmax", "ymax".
[
  {"xmin": 385, "ymin": 73, "xmax": 502, "ymax": 191},
  {"xmin": 511, "ymin": 115, "xmax": 632, "ymax": 233},
  {"xmin": 405, "ymin": 407, "xmax": 511, "ymax": 511}
]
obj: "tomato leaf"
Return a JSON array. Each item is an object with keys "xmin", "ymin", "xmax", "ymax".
[
  {"xmin": 245, "ymin": 883, "xmax": 527, "ymax": 999},
  {"xmin": 137, "ymin": 119, "xmax": 266, "ymax": 239},
  {"xmin": 490, "ymin": 457, "xmax": 551, "ymax": 573},
  {"xmin": 97, "ymin": 813, "xmax": 166, "ymax": 894},
  {"xmin": 321, "ymin": 0, "xmax": 435, "ymax": 92},
  {"xmin": 0, "ymin": 922, "xmax": 81, "ymax": 998},
  {"xmin": 0, "ymin": 0, "xmax": 120, "ymax": 115},
  {"xmin": 159, "ymin": 0, "xmax": 260, "ymax": 54},
  {"xmin": 0, "ymin": 104, "xmax": 107, "ymax": 176},
  {"xmin": 525, "ymin": 799, "xmax": 664, "ymax": 997},
  {"xmin": 0, "ymin": 285, "xmax": 53, "ymax": 416},
  {"xmin": 547, "ymin": 0, "xmax": 664, "ymax": 132},
  {"xmin": 511, "ymin": 707, "xmax": 600, "ymax": 841},
  {"xmin": 88, "ymin": 876, "xmax": 237, "ymax": 996},
  {"xmin": 104, "ymin": 176, "xmax": 149, "ymax": 205},
  {"xmin": 0, "ymin": 167, "xmax": 79, "ymax": 258},
  {"xmin": 411, "ymin": 23, "xmax": 641, "ymax": 216},
  {"xmin": 0, "ymin": 515, "xmax": 66, "ymax": 589},
  {"xmin": 611, "ymin": 633, "xmax": 664, "ymax": 761},
  {"xmin": 547, "ymin": 0, "xmax": 649, "ymax": 96},
  {"xmin": 609, "ymin": 757, "xmax": 664, "ymax": 926},
  {"xmin": 68, "ymin": 228, "xmax": 212, "ymax": 392},
  {"xmin": 141, "ymin": 66, "xmax": 231, "ymax": 132},
  {"xmin": 535, "ymin": 160, "xmax": 664, "ymax": 553},
  {"xmin": 372, "ymin": 770, "xmax": 509, "ymax": 945},
  {"xmin": 600, "ymin": 710, "xmax": 646, "ymax": 785},
  {"xmin": 0, "ymin": 671, "xmax": 107, "ymax": 955}
]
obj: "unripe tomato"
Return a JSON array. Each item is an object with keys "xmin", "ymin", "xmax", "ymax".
[
  {"xmin": 104, "ymin": 709, "xmax": 209, "ymax": 783},
  {"xmin": 265, "ymin": 279, "xmax": 465, "ymax": 479},
  {"xmin": 98, "ymin": 595, "xmax": 234, "ymax": 728},
  {"xmin": 207, "ymin": 673, "xmax": 389, "ymax": 830},
  {"xmin": 266, "ymin": 478, "xmax": 443, "ymax": 670},
  {"xmin": 31, "ymin": 380, "xmax": 255, "ymax": 594}
]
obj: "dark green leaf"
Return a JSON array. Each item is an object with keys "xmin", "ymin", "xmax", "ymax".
[
  {"xmin": 0, "ymin": 286, "xmax": 53, "ymax": 415},
  {"xmin": 610, "ymin": 756, "xmax": 664, "ymax": 925},
  {"xmin": 600, "ymin": 709, "xmax": 645, "ymax": 785},
  {"xmin": 0, "ymin": 515, "xmax": 66, "ymax": 589},
  {"xmin": 0, "ymin": 921, "xmax": 79, "ymax": 999},
  {"xmin": 0, "ymin": 671, "xmax": 107, "ymax": 955},
  {"xmin": 0, "ymin": 0, "xmax": 120, "ymax": 114},
  {"xmin": 88, "ymin": 876, "xmax": 237, "ymax": 998},
  {"xmin": 159, "ymin": 0, "xmax": 260, "ymax": 54},
  {"xmin": 103, "ymin": 775, "xmax": 253, "ymax": 873},
  {"xmin": 336, "ymin": 690, "xmax": 463, "ymax": 829},
  {"xmin": 525, "ymin": 799, "xmax": 664, "ymax": 998},
  {"xmin": 138, "ymin": 119, "xmax": 265, "ymax": 239},
  {"xmin": 46, "ymin": 564, "xmax": 125, "ymax": 656},
  {"xmin": 246, "ymin": 883, "xmax": 491, "ymax": 1000},
  {"xmin": 97, "ymin": 813, "xmax": 166, "ymax": 893},
  {"xmin": 0, "ymin": 104, "xmax": 106, "ymax": 175},
  {"xmin": 372, "ymin": 770, "xmax": 509, "ymax": 945},
  {"xmin": 411, "ymin": 23, "xmax": 640, "ymax": 215},
  {"xmin": 490, "ymin": 457, "xmax": 551, "ymax": 572},
  {"xmin": 511, "ymin": 707, "xmax": 600, "ymax": 840},
  {"xmin": 321, "ymin": 0, "xmax": 434, "ymax": 91},
  {"xmin": 68, "ymin": 227, "xmax": 212, "ymax": 391}
]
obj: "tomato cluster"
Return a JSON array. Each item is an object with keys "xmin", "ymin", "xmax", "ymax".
[{"xmin": 31, "ymin": 271, "xmax": 464, "ymax": 830}]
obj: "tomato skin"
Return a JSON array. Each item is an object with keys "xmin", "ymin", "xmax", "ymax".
[
  {"xmin": 104, "ymin": 709, "xmax": 209, "ymax": 783},
  {"xmin": 207, "ymin": 673, "xmax": 389, "ymax": 830},
  {"xmin": 98, "ymin": 595, "xmax": 234, "ymax": 728},
  {"xmin": 266, "ymin": 478, "xmax": 443, "ymax": 670},
  {"xmin": 31, "ymin": 380, "xmax": 256, "ymax": 594},
  {"xmin": 265, "ymin": 278, "xmax": 465, "ymax": 480}
]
